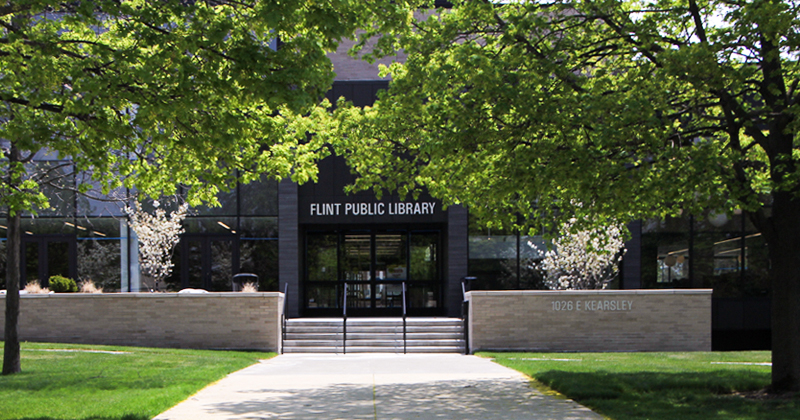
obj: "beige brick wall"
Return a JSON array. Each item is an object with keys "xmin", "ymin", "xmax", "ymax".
[
  {"xmin": 0, "ymin": 292, "xmax": 284, "ymax": 351},
  {"xmin": 467, "ymin": 290, "xmax": 712, "ymax": 352}
]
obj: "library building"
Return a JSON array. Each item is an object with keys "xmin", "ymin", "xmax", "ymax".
[{"xmin": 0, "ymin": 35, "xmax": 767, "ymax": 354}]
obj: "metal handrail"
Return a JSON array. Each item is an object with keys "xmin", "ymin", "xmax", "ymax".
[
  {"xmin": 461, "ymin": 278, "xmax": 471, "ymax": 354},
  {"xmin": 281, "ymin": 283, "xmax": 288, "ymax": 354},
  {"xmin": 342, "ymin": 282, "xmax": 348, "ymax": 355},
  {"xmin": 402, "ymin": 282, "xmax": 407, "ymax": 354}
]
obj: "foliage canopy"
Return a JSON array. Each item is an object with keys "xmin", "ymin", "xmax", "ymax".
[
  {"xmin": 337, "ymin": 0, "xmax": 799, "ymax": 233},
  {"xmin": 1, "ymin": 0, "xmax": 414, "ymax": 375},
  {"xmin": 334, "ymin": 0, "xmax": 800, "ymax": 391}
]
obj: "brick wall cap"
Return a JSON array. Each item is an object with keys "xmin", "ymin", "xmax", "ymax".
[
  {"xmin": 466, "ymin": 289, "xmax": 713, "ymax": 299},
  {"xmin": 1, "ymin": 292, "xmax": 284, "ymax": 300}
]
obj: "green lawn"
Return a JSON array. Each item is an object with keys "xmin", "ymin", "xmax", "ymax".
[
  {"xmin": 0, "ymin": 341, "xmax": 275, "ymax": 420},
  {"xmin": 481, "ymin": 351, "xmax": 799, "ymax": 420}
]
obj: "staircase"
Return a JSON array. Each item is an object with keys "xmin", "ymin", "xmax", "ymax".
[{"xmin": 282, "ymin": 318, "xmax": 465, "ymax": 354}]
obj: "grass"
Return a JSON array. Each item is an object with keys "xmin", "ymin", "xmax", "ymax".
[
  {"xmin": 0, "ymin": 341, "xmax": 275, "ymax": 420},
  {"xmin": 481, "ymin": 351, "xmax": 800, "ymax": 420}
]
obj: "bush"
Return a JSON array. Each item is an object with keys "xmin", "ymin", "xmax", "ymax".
[{"xmin": 48, "ymin": 275, "xmax": 78, "ymax": 293}]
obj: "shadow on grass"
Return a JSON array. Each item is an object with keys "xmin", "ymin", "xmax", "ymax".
[
  {"xmin": 17, "ymin": 416, "xmax": 148, "ymax": 420},
  {"xmin": 535, "ymin": 370, "xmax": 800, "ymax": 420}
]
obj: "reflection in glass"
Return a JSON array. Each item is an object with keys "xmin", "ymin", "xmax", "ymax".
[
  {"xmin": 22, "ymin": 218, "xmax": 74, "ymax": 235},
  {"xmin": 641, "ymin": 216, "xmax": 691, "ymax": 288},
  {"xmin": 694, "ymin": 209, "xmax": 742, "ymax": 232},
  {"xmin": 744, "ymin": 233, "xmax": 770, "ymax": 295},
  {"xmin": 24, "ymin": 242, "xmax": 39, "ymax": 285},
  {"xmin": 186, "ymin": 240, "xmax": 204, "ymax": 289},
  {"xmin": 375, "ymin": 283, "xmax": 403, "ymax": 308},
  {"xmin": 376, "ymin": 234, "xmax": 406, "ymax": 281},
  {"xmin": 210, "ymin": 240, "xmax": 234, "ymax": 291},
  {"xmin": 307, "ymin": 234, "xmax": 338, "ymax": 281},
  {"xmin": 164, "ymin": 245, "xmax": 182, "ymax": 291},
  {"xmin": 75, "ymin": 174, "xmax": 127, "ymax": 217},
  {"xmin": 408, "ymin": 284, "xmax": 439, "ymax": 309},
  {"xmin": 240, "ymin": 239, "xmax": 279, "ymax": 291},
  {"xmin": 307, "ymin": 285, "xmax": 338, "ymax": 308},
  {"xmin": 77, "ymin": 218, "xmax": 120, "ymax": 238},
  {"xmin": 346, "ymin": 283, "xmax": 371, "ymax": 308},
  {"xmin": 184, "ymin": 217, "xmax": 238, "ymax": 234},
  {"xmin": 239, "ymin": 217, "xmax": 278, "ymax": 238},
  {"xmin": 410, "ymin": 233, "xmax": 436, "ymax": 281},
  {"xmin": 27, "ymin": 161, "xmax": 74, "ymax": 217},
  {"xmin": 22, "ymin": 238, "xmax": 73, "ymax": 287},
  {"xmin": 240, "ymin": 175, "xmax": 278, "ymax": 216},
  {"xmin": 49, "ymin": 242, "xmax": 69, "ymax": 279},
  {"xmin": 195, "ymin": 187, "xmax": 237, "ymax": 216},
  {"xmin": 694, "ymin": 233, "xmax": 743, "ymax": 290},
  {"xmin": 656, "ymin": 244, "xmax": 689, "ymax": 284},
  {"xmin": 78, "ymin": 240, "xmax": 121, "ymax": 291},
  {"xmin": 343, "ymin": 234, "xmax": 371, "ymax": 281},
  {"xmin": 468, "ymin": 222, "xmax": 518, "ymax": 289}
]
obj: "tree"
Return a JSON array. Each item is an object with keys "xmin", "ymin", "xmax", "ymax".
[
  {"xmin": 2, "ymin": 0, "xmax": 412, "ymax": 375},
  {"xmin": 334, "ymin": 0, "xmax": 800, "ymax": 391},
  {"xmin": 534, "ymin": 218, "xmax": 626, "ymax": 290},
  {"xmin": 125, "ymin": 201, "xmax": 188, "ymax": 291}
]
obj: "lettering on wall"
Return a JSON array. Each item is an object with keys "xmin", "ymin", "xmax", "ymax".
[
  {"xmin": 551, "ymin": 300, "xmax": 634, "ymax": 312},
  {"xmin": 309, "ymin": 202, "xmax": 437, "ymax": 217}
]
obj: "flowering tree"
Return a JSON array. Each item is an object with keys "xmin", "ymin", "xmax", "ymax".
[
  {"xmin": 534, "ymin": 219, "xmax": 626, "ymax": 290},
  {"xmin": 125, "ymin": 202, "xmax": 189, "ymax": 290}
]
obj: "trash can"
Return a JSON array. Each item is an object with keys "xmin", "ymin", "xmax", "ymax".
[
  {"xmin": 232, "ymin": 273, "xmax": 259, "ymax": 292},
  {"xmin": 462, "ymin": 276, "xmax": 476, "ymax": 292}
]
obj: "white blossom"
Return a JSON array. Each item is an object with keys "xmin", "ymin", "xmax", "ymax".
[
  {"xmin": 532, "ymin": 218, "xmax": 627, "ymax": 290},
  {"xmin": 125, "ymin": 201, "xmax": 189, "ymax": 286}
]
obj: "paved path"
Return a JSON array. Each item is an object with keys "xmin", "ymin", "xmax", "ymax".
[{"xmin": 154, "ymin": 354, "xmax": 603, "ymax": 420}]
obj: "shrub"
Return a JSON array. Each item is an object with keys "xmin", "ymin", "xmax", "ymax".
[
  {"xmin": 241, "ymin": 282, "xmax": 258, "ymax": 293},
  {"xmin": 48, "ymin": 275, "xmax": 78, "ymax": 293}
]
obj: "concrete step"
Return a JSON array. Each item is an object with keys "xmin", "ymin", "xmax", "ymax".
[
  {"xmin": 285, "ymin": 339, "xmax": 464, "ymax": 347},
  {"xmin": 285, "ymin": 320, "xmax": 462, "ymax": 325},
  {"xmin": 285, "ymin": 332, "xmax": 462, "ymax": 340},
  {"xmin": 285, "ymin": 326, "xmax": 462, "ymax": 335},
  {"xmin": 283, "ymin": 317, "xmax": 465, "ymax": 354},
  {"xmin": 283, "ymin": 346, "xmax": 466, "ymax": 354}
]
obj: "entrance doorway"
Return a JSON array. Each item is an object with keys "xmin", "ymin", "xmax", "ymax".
[{"xmin": 303, "ymin": 228, "xmax": 442, "ymax": 317}]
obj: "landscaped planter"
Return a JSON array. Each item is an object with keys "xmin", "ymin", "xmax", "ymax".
[
  {"xmin": 0, "ymin": 292, "xmax": 284, "ymax": 351},
  {"xmin": 466, "ymin": 289, "xmax": 712, "ymax": 353}
]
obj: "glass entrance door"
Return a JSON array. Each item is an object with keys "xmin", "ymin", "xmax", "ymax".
[{"xmin": 304, "ymin": 229, "xmax": 442, "ymax": 317}]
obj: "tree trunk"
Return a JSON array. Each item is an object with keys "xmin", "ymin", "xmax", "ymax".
[
  {"xmin": 2, "ymin": 144, "xmax": 22, "ymax": 375},
  {"xmin": 2, "ymin": 212, "xmax": 21, "ymax": 375},
  {"xmin": 766, "ymin": 191, "xmax": 800, "ymax": 392}
]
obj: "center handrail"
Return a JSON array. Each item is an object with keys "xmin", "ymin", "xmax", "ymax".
[
  {"xmin": 402, "ymin": 282, "xmax": 407, "ymax": 354},
  {"xmin": 281, "ymin": 283, "xmax": 288, "ymax": 354},
  {"xmin": 342, "ymin": 282, "xmax": 348, "ymax": 354},
  {"xmin": 461, "ymin": 278, "xmax": 473, "ymax": 355}
]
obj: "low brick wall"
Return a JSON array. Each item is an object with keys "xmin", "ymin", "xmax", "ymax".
[
  {"xmin": 466, "ymin": 289, "xmax": 712, "ymax": 352},
  {"xmin": 0, "ymin": 292, "xmax": 283, "ymax": 351}
]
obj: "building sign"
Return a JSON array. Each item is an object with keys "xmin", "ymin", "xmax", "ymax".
[
  {"xmin": 309, "ymin": 202, "xmax": 437, "ymax": 217},
  {"xmin": 551, "ymin": 299, "xmax": 633, "ymax": 312}
]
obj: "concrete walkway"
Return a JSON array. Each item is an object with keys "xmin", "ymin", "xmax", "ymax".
[{"xmin": 154, "ymin": 354, "xmax": 603, "ymax": 420}]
